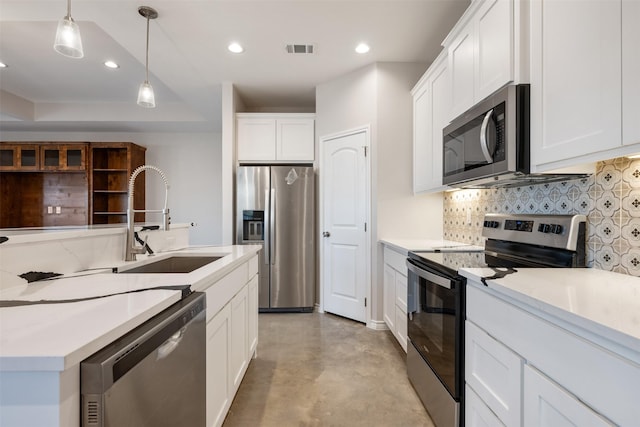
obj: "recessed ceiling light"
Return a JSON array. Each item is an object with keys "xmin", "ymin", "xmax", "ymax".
[
  {"xmin": 355, "ymin": 43, "xmax": 370, "ymax": 54},
  {"xmin": 228, "ymin": 43, "xmax": 244, "ymax": 54},
  {"xmin": 104, "ymin": 60, "xmax": 119, "ymax": 69},
  {"xmin": 0, "ymin": 62, "xmax": 7, "ymax": 68}
]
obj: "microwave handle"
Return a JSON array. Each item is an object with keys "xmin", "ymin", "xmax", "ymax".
[{"xmin": 480, "ymin": 109, "xmax": 494, "ymax": 164}]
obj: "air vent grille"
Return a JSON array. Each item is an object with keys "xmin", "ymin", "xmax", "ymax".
[
  {"xmin": 86, "ymin": 400, "xmax": 99, "ymax": 425},
  {"xmin": 286, "ymin": 44, "xmax": 315, "ymax": 54}
]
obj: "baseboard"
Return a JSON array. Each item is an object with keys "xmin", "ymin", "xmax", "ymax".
[{"xmin": 368, "ymin": 319, "xmax": 389, "ymax": 331}]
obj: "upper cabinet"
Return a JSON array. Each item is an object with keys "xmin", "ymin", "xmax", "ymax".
[
  {"xmin": 445, "ymin": 0, "xmax": 519, "ymax": 121},
  {"xmin": 237, "ymin": 113, "xmax": 315, "ymax": 162},
  {"xmin": 530, "ymin": 0, "xmax": 622, "ymax": 168},
  {"xmin": 412, "ymin": 52, "xmax": 450, "ymax": 193},
  {"xmin": 0, "ymin": 142, "xmax": 87, "ymax": 172},
  {"xmin": 622, "ymin": 0, "xmax": 640, "ymax": 147}
]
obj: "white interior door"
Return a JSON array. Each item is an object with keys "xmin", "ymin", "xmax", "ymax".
[{"xmin": 320, "ymin": 128, "xmax": 369, "ymax": 323}]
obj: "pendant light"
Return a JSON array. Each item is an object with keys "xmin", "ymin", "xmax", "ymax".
[
  {"xmin": 137, "ymin": 6, "xmax": 158, "ymax": 108},
  {"xmin": 53, "ymin": 0, "xmax": 84, "ymax": 58}
]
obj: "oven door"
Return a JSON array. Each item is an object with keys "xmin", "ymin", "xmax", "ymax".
[{"xmin": 407, "ymin": 259, "xmax": 463, "ymax": 400}]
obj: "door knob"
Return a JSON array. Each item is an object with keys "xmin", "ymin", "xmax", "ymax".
[{"xmin": 323, "ymin": 231, "xmax": 331, "ymax": 237}]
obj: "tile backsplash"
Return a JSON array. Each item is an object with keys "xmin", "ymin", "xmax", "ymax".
[{"xmin": 443, "ymin": 157, "xmax": 640, "ymax": 276}]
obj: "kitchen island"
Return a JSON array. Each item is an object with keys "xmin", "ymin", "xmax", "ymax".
[{"xmin": 0, "ymin": 225, "xmax": 260, "ymax": 427}]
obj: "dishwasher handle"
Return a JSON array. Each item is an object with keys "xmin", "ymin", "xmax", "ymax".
[{"xmin": 81, "ymin": 292, "xmax": 206, "ymax": 392}]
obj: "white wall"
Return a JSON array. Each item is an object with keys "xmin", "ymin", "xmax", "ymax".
[
  {"xmin": 316, "ymin": 62, "xmax": 444, "ymax": 327},
  {"xmin": 1, "ymin": 131, "xmax": 223, "ymax": 245}
]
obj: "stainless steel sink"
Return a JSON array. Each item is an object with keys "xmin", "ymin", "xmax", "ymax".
[{"xmin": 116, "ymin": 255, "xmax": 223, "ymax": 274}]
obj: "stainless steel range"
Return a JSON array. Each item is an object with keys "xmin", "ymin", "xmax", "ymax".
[{"xmin": 406, "ymin": 213, "xmax": 587, "ymax": 427}]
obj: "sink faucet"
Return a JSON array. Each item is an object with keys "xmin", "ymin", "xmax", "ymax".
[{"xmin": 125, "ymin": 165, "xmax": 170, "ymax": 261}]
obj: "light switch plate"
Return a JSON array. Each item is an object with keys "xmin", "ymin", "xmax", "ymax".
[{"xmin": 55, "ymin": 206, "xmax": 61, "ymax": 214}]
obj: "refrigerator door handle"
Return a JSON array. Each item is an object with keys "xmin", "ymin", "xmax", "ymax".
[
  {"xmin": 264, "ymin": 189, "xmax": 270, "ymax": 265},
  {"xmin": 270, "ymin": 188, "xmax": 276, "ymax": 265}
]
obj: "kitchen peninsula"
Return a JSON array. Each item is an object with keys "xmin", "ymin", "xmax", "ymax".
[{"xmin": 0, "ymin": 225, "xmax": 260, "ymax": 427}]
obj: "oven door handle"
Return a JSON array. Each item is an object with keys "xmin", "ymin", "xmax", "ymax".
[{"xmin": 406, "ymin": 261, "xmax": 452, "ymax": 289}]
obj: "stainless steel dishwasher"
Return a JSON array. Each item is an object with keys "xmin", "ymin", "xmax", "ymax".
[{"xmin": 81, "ymin": 292, "xmax": 206, "ymax": 427}]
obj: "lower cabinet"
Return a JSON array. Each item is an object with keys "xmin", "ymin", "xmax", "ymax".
[
  {"xmin": 523, "ymin": 365, "xmax": 614, "ymax": 427},
  {"xmin": 382, "ymin": 245, "xmax": 408, "ymax": 352},
  {"xmin": 205, "ymin": 255, "xmax": 259, "ymax": 427},
  {"xmin": 465, "ymin": 283, "xmax": 633, "ymax": 427}
]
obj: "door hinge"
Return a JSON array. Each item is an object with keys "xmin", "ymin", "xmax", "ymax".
[
  {"xmin": 364, "ymin": 297, "xmax": 367, "ymax": 307},
  {"xmin": 363, "ymin": 146, "xmax": 367, "ymax": 157}
]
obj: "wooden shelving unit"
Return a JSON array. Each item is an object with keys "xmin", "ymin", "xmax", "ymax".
[{"xmin": 89, "ymin": 142, "xmax": 146, "ymax": 225}]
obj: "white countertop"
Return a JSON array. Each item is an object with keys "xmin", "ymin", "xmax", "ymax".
[
  {"xmin": 380, "ymin": 238, "xmax": 484, "ymax": 254},
  {"xmin": 0, "ymin": 245, "xmax": 260, "ymax": 372},
  {"xmin": 461, "ymin": 267, "xmax": 640, "ymax": 361}
]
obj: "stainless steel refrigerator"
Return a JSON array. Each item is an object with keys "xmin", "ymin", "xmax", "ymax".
[{"xmin": 236, "ymin": 165, "xmax": 315, "ymax": 311}]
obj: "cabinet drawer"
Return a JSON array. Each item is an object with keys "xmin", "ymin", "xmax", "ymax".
[
  {"xmin": 383, "ymin": 246, "xmax": 407, "ymax": 273},
  {"xmin": 395, "ymin": 271, "xmax": 407, "ymax": 312},
  {"xmin": 248, "ymin": 254, "xmax": 258, "ymax": 277},
  {"xmin": 395, "ymin": 305, "xmax": 407, "ymax": 352},
  {"xmin": 205, "ymin": 262, "xmax": 249, "ymax": 322},
  {"xmin": 523, "ymin": 365, "xmax": 614, "ymax": 427},
  {"xmin": 467, "ymin": 283, "xmax": 640, "ymax": 426},
  {"xmin": 466, "ymin": 384, "xmax": 505, "ymax": 427},
  {"xmin": 466, "ymin": 320, "xmax": 521, "ymax": 426}
]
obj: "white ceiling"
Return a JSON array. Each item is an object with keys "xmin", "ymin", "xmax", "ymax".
[{"xmin": 0, "ymin": 0, "xmax": 470, "ymax": 133}]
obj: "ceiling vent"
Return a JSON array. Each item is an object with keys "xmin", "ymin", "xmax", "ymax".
[{"xmin": 285, "ymin": 44, "xmax": 315, "ymax": 54}]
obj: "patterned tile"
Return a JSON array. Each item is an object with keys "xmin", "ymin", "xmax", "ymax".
[{"xmin": 442, "ymin": 156, "xmax": 640, "ymax": 276}]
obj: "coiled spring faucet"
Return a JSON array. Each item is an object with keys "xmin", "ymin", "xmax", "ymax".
[{"xmin": 125, "ymin": 165, "xmax": 170, "ymax": 261}]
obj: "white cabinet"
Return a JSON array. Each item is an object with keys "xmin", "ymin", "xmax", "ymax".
[
  {"xmin": 523, "ymin": 365, "xmax": 615, "ymax": 427},
  {"xmin": 530, "ymin": 0, "xmax": 623, "ymax": 168},
  {"xmin": 466, "ymin": 283, "xmax": 638, "ymax": 427},
  {"xmin": 237, "ymin": 114, "xmax": 315, "ymax": 162},
  {"xmin": 382, "ymin": 245, "xmax": 408, "ymax": 352},
  {"xmin": 248, "ymin": 274, "xmax": 259, "ymax": 356},
  {"xmin": 446, "ymin": 0, "xmax": 516, "ymax": 120},
  {"xmin": 623, "ymin": 0, "xmax": 640, "ymax": 146},
  {"xmin": 466, "ymin": 384, "xmax": 505, "ymax": 427},
  {"xmin": 466, "ymin": 321, "xmax": 521, "ymax": 427},
  {"xmin": 412, "ymin": 52, "xmax": 449, "ymax": 193},
  {"xmin": 205, "ymin": 255, "xmax": 259, "ymax": 427},
  {"xmin": 206, "ymin": 304, "xmax": 231, "ymax": 427},
  {"xmin": 230, "ymin": 285, "xmax": 249, "ymax": 392}
]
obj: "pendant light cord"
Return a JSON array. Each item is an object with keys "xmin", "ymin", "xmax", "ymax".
[
  {"xmin": 66, "ymin": 0, "xmax": 72, "ymax": 19},
  {"xmin": 145, "ymin": 16, "xmax": 150, "ymax": 83}
]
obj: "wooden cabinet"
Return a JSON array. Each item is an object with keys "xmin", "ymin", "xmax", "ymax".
[
  {"xmin": 412, "ymin": 52, "xmax": 450, "ymax": 193},
  {"xmin": 530, "ymin": 0, "xmax": 622, "ymax": 168},
  {"xmin": 89, "ymin": 142, "xmax": 146, "ymax": 225},
  {"xmin": 0, "ymin": 144, "xmax": 40, "ymax": 171},
  {"xmin": 523, "ymin": 365, "xmax": 614, "ymax": 427},
  {"xmin": 237, "ymin": 113, "xmax": 315, "ymax": 162},
  {"xmin": 622, "ymin": 0, "xmax": 640, "ymax": 147},
  {"xmin": 382, "ymin": 245, "xmax": 408, "ymax": 352},
  {"xmin": 445, "ymin": 0, "xmax": 516, "ymax": 120},
  {"xmin": 40, "ymin": 143, "xmax": 87, "ymax": 171}
]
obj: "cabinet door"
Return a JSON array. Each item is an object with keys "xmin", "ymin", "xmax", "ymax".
[
  {"xmin": 237, "ymin": 118, "xmax": 276, "ymax": 161},
  {"xmin": 466, "ymin": 320, "xmax": 522, "ymax": 427},
  {"xmin": 476, "ymin": 0, "xmax": 513, "ymax": 101},
  {"xmin": 276, "ymin": 118, "xmax": 314, "ymax": 161},
  {"xmin": 394, "ymin": 304, "xmax": 407, "ymax": 352},
  {"xmin": 449, "ymin": 24, "xmax": 476, "ymax": 119},
  {"xmin": 248, "ymin": 275, "xmax": 259, "ymax": 356},
  {"xmin": 530, "ymin": 0, "xmax": 621, "ymax": 166},
  {"xmin": 0, "ymin": 144, "xmax": 39, "ymax": 171},
  {"xmin": 466, "ymin": 384, "xmax": 505, "ymax": 427},
  {"xmin": 383, "ymin": 264, "xmax": 396, "ymax": 333},
  {"xmin": 206, "ymin": 304, "xmax": 231, "ymax": 427},
  {"xmin": 230, "ymin": 285, "xmax": 249, "ymax": 393},
  {"xmin": 623, "ymin": 0, "xmax": 640, "ymax": 146},
  {"xmin": 524, "ymin": 365, "xmax": 615, "ymax": 427},
  {"xmin": 413, "ymin": 81, "xmax": 432, "ymax": 193},
  {"xmin": 40, "ymin": 144, "xmax": 86, "ymax": 171}
]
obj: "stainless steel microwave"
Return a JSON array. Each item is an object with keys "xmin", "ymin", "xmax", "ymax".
[{"xmin": 443, "ymin": 84, "xmax": 530, "ymax": 187}]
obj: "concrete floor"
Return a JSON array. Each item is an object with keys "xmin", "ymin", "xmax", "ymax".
[{"xmin": 223, "ymin": 312, "xmax": 435, "ymax": 427}]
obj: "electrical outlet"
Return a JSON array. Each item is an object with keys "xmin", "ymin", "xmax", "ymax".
[
  {"xmin": 47, "ymin": 206, "xmax": 53, "ymax": 214},
  {"xmin": 55, "ymin": 206, "xmax": 61, "ymax": 214}
]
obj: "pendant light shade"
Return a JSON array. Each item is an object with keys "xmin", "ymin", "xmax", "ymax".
[
  {"xmin": 137, "ymin": 6, "xmax": 158, "ymax": 108},
  {"xmin": 54, "ymin": 0, "xmax": 83, "ymax": 58}
]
